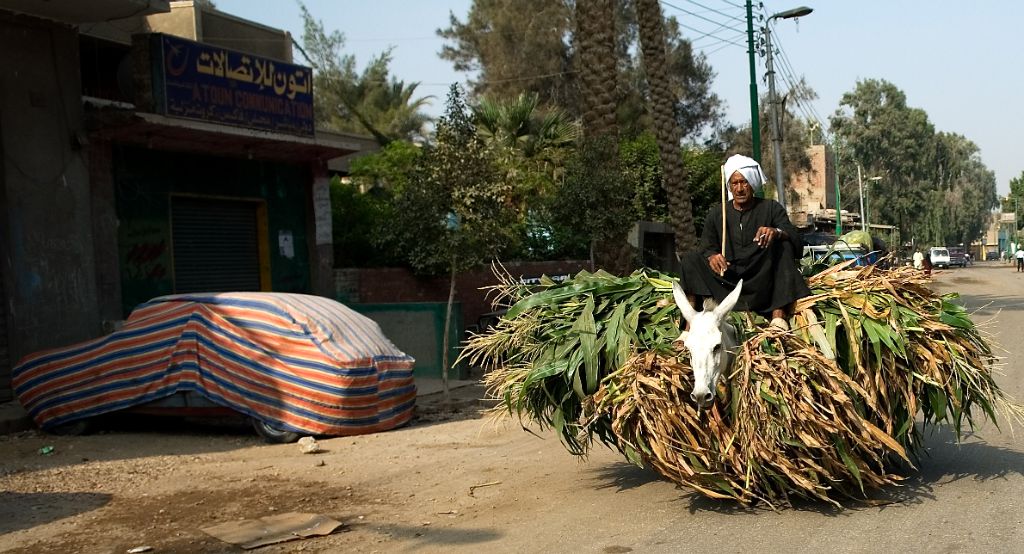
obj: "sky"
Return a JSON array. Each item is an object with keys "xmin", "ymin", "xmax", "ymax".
[{"xmin": 216, "ymin": 0, "xmax": 1023, "ymax": 195}]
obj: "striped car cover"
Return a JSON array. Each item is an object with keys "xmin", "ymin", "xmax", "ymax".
[{"xmin": 13, "ymin": 293, "xmax": 416, "ymax": 435}]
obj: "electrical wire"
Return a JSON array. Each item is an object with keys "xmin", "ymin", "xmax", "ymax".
[
  {"xmin": 660, "ymin": 1, "xmax": 745, "ymax": 37},
  {"xmin": 677, "ymin": 0, "xmax": 747, "ymax": 24},
  {"xmin": 770, "ymin": 29, "xmax": 829, "ymax": 136}
]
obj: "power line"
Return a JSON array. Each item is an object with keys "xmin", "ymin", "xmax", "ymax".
[
  {"xmin": 660, "ymin": 1, "xmax": 744, "ymax": 36},
  {"xmin": 690, "ymin": 28, "xmax": 747, "ymax": 49},
  {"xmin": 677, "ymin": 0, "xmax": 746, "ymax": 24},
  {"xmin": 771, "ymin": 30, "xmax": 829, "ymax": 134},
  {"xmin": 678, "ymin": 22, "xmax": 746, "ymax": 48}
]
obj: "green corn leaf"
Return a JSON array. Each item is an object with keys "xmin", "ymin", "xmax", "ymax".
[
  {"xmin": 834, "ymin": 436, "xmax": 863, "ymax": 492},
  {"xmin": 505, "ymin": 279, "xmax": 641, "ymax": 319},
  {"xmin": 574, "ymin": 296, "xmax": 599, "ymax": 394},
  {"xmin": 604, "ymin": 302, "xmax": 626, "ymax": 367}
]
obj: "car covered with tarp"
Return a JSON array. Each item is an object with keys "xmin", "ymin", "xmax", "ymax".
[{"xmin": 12, "ymin": 292, "xmax": 416, "ymax": 441}]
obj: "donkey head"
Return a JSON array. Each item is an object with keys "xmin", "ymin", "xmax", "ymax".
[{"xmin": 672, "ymin": 280, "xmax": 743, "ymax": 408}]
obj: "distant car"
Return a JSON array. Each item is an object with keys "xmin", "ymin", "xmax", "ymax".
[
  {"xmin": 803, "ymin": 244, "xmax": 878, "ymax": 267},
  {"xmin": 930, "ymin": 247, "xmax": 951, "ymax": 268},
  {"xmin": 946, "ymin": 246, "xmax": 968, "ymax": 267},
  {"xmin": 13, "ymin": 292, "xmax": 416, "ymax": 443}
]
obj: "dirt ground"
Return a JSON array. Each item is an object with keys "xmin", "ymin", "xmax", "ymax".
[
  {"xmin": 0, "ymin": 384, "xmax": 510, "ymax": 553},
  {"xmin": 5, "ymin": 264, "xmax": 1024, "ymax": 553}
]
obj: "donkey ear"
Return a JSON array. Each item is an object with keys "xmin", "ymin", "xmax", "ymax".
[
  {"xmin": 713, "ymin": 279, "xmax": 743, "ymax": 319},
  {"xmin": 672, "ymin": 281, "xmax": 698, "ymax": 323}
]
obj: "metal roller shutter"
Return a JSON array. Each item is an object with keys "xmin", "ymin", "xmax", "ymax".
[{"xmin": 172, "ymin": 197, "xmax": 261, "ymax": 293}]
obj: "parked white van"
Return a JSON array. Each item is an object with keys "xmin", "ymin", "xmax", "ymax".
[{"xmin": 929, "ymin": 247, "xmax": 951, "ymax": 268}]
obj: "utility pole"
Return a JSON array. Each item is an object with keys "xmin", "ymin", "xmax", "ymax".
[
  {"xmin": 834, "ymin": 148, "xmax": 841, "ymax": 236},
  {"xmin": 746, "ymin": 0, "xmax": 760, "ymax": 161},
  {"xmin": 763, "ymin": 6, "xmax": 812, "ymax": 210},
  {"xmin": 764, "ymin": 22, "xmax": 785, "ymax": 208}
]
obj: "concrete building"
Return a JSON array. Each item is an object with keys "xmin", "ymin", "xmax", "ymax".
[
  {"xmin": 786, "ymin": 144, "xmax": 834, "ymax": 230},
  {"xmin": 0, "ymin": 0, "xmax": 372, "ymax": 400}
]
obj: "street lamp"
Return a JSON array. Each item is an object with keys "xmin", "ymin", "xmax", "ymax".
[{"xmin": 764, "ymin": 5, "xmax": 813, "ymax": 210}]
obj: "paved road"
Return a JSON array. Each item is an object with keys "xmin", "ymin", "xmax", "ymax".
[{"xmin": 446, "ymin": 263, "xmax": 1024, "ymax": 554}]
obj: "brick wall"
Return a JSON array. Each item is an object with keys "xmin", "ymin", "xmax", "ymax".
[{"xmin": 337, "ymin": 260, "xmax": 591, "ymax": 330}]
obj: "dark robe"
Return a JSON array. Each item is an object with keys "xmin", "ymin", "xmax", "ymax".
[{"xmin": 678, "ymin": 197, "xmax": 811, "ymax": 314}]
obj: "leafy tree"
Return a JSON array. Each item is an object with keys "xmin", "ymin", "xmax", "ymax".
[
  {"xmin": 1010, "ymin": 171, "xmax": 1024, "ymax": 204},
  {"xmin": 1007, "ymin": 171, "xmax": 1024, "ymax": 233},
  {"xmin": 830, "ymin": 79, "xmax": 936, "ymax": 242},
  {"xmin": 473, "ymin": 93, "xmax": 578, "ymax": 158},
  {"xmin": 682, "ymin": 145, "xmax": 731, "ymax": 233},
  {"xmin": 549, "ymin": 137, "xmax": 635, "ymax": 267},
  {"xmin": 328, "ymin": 141, "xmax": 425, "ymax": 268},
  {"xmin": 348, "ymin": 140, "xmax": 423, "ymax": 193},
  {"xmin": 471, "ymin": 93, "xmax": 579, "ymax": 259},
  {"xmin": 438, "ymin": 0, "xmax": 576, "ymax": 109},
  {"xmin": 328, "ymin": 177, "xmax": 395, "ymax": 268},
  {"xmin": 439, "ymin": 0, "xmax": 722, "ymax": 138},
  {"xmin": 383, "ymin": 85, "xmax": 516, "ymax": 400},
  {"xmin": 926, "ymin": 132, "xmax": 997, "ymax": 246},
  {"xmin": 619, "ymin": 133, "xmax": 668, "ymax": 223},
  {"xmin": 299, "ymin": 3, "xmax": 432, "ymax": 143},
  {"xmin": 619, "ymin": 134, "xmax": 728, "ymax": 234},
  {"xmin": 830, "ymin": 79, "xmax": 997, "ymax": 248}
]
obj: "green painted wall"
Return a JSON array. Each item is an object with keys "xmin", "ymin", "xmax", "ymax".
[
  {"xmin": 352, "ymin": 302, "xmax": 466, "ymax": 379},
  {"xmin": 113, "ymin": 145, "xmax": 311, "ymax": 315}
]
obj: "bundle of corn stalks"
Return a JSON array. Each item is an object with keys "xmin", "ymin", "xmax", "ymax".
[{"xmin": 463, "ymin": 261, "xmax": 1021, "ymax": 506}]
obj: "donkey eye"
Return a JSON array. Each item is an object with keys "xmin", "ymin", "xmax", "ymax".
[{"xmin": 713, "ymin": 344, "xmax": 722, "ymax": 353}]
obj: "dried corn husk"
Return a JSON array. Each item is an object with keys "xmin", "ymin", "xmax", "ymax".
[{"xmin": 463, "ymin": 261, "xmax": 1021, "ymax": 505}]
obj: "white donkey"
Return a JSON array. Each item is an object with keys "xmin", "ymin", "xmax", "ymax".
[{"xmin": 672, "ymin": 280, "xmax": 743, "ymax": 408}]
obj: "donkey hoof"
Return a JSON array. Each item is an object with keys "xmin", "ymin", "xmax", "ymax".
[{"xmin": 769, "ymin": 317, "xmax": 789, "ymax": 331}]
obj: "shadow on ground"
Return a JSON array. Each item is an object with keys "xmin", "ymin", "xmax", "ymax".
[
  {"xmin": 411, "ymin": 383, "xmax": 495, "ymax": 428},
  {"xmin": 0, "ymin": 491, "xmax": 112, "ymax": 534},
  {"xmin": 583, "ymin": 425, "xmax": 1024, "ymax": 517}
]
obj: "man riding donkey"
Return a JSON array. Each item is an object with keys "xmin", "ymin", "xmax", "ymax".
[
  {"xmin": 671, "ymin": 156, "xmax": 815, "ymax": 405},
  {"xmin": 675, "ymin": 154, "xmax": 811, "ymax": 336},
  {"xmin": 671, "ymin": 154, "xmax": 812, "ymax": 407}
]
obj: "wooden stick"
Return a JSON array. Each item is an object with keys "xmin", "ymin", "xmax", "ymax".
[{"xmin": 721, "ymin": 165, "xmax": 727, "ymax": 258}]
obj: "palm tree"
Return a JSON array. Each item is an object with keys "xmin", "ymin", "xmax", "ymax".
[
  {"xmin": 575, "ymin": 0, "xmax": 618, "ymax": 140},
  {"xmin": 635, "ymin": 0, "xmax": 697, "ymax": 255},
  {"xmin": 339, "ymin": 75, "xmax": 433, "ymax": 145},
  {"xmin": 472, "ymin": 93, "xmax": 577, "ymax": 158},
  {"xmin": 573, "ymin": 0, "xmax": 635, "ymax": 272},
  {"xmin": 471, "ymin": 92, "xmax": 578, "ymax": 232}
]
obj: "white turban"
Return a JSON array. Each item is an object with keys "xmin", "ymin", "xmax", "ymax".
[{"xmin": 723, "ymin": 154, "xmax": 768, "ymax": 198}]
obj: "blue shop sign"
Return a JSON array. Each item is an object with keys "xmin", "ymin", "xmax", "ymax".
[{"xmin": 151, "ymin": 33, "xmax": 314, "ymax": 137}]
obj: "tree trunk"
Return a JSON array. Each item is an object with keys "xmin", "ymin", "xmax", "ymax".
[
  {"xmin": 635, "ymin": 0, "xmax": 698, "ymax": 256},
  {"xmin": 576, "ymin": 0, "xmax": 631, "ymax": 273},
  {"xmin": 441, "ymin": 261, "xmax": 457, "ymax": 406},
  {"xmin": 574, "ymin": 0, "xmax": 618, "ymax": 141}
]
